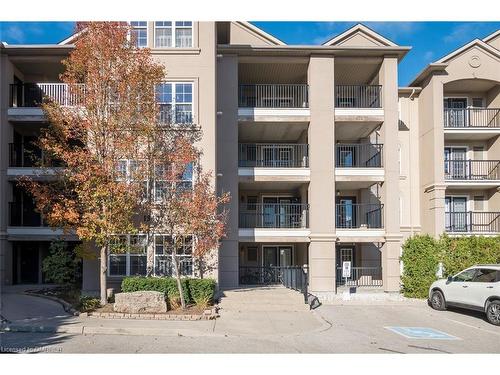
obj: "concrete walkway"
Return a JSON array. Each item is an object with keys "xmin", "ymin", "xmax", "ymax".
[
  {"xmin": 1, "ymin": 292, "xmax": 71, "ymax": 323},
  {"xmin": 1, "ymin": 286, "xmax": 327, "ymax": 337}
]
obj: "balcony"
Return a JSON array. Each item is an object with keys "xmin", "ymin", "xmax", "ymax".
[
  {"xmin": 336, "ymin": 203, "xmax": 384, "ymax": 229},
  {"xmin": 443, "ymin": 108, "xmax": 500, "ymax": 140},
  {"xmin": 8, "ymin": 83, "xmax": 85, "ymax": 121},
  {"xmin": 238, "ymin": 143, "xmax": 310, "ymax": 182},
  {"xmin": 335, "ymin": 144, "xmax": 384, "ymax": 186},
  {"xmin": 9, "ymin": 202, "xmax": 45, "ymax": 227},
  {"xmin": 239, "ymin": 203, "xmax": 309, "ymax": 229},
  {"xmin": 444, "ymin": 160, "xmax": 500, "ymax": 188},
  {"xmin": 334, "ymin": 85, "xmax": 384, "ymax": 124},
  {"xmin": 238, "ymin": 84, "xmax": 310, "ymax": 122},
  {"xmin": 445, "ymin": 212, "xmax": 500, "ymax": 234},
  {"xmin": 8, "ymin": 143, "xmax": 63, "ymax": 178}
]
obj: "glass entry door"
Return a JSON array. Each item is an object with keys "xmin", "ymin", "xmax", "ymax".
[
  {"xmin": 336, "ymin": 197, "xmax": 357, "ymax": 228},
  {"xmin": 279, "ymin": 246, "xmax": 293, "ymax": 267},
  {"xmin": 444, "ymin": 147, "xmax": 467, "ymax": 179},
  {"xmin": 444, "ymin": 98, "xmax": 467, "ymax": 127},
  {"xmin": 445, "ymin": 196, "xmax": 467, "ymax": 231}
]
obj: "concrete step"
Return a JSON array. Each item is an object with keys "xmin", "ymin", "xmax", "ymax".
[{"xmin": 218, "ymin": 286, "xmax": 310, "ymax": 312}]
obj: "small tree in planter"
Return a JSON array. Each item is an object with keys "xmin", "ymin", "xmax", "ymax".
[{"xmin": 139, "ymin": 135, "xmax": 230, "ymax": 309}]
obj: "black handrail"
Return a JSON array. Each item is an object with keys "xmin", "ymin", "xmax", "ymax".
[
  {"xmin": 238, "ymin": 143, "xmax": 309, "ymax": 168},
  {"xmin": 336, "ymin": 143, "xmax": 383, "ymax": 167},
  {"xmin": 335, "ymin": 85, "xmax": 382, "ymax": 108}
]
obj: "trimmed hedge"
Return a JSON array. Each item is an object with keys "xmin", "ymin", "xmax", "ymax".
[
  {"xmin": 401, "ymin": 234, "xmax": 500, "ymax": 298},
  {"xmin": 121, "ymin": 276, "xmax": 216, "ymax": 308},
  {"xmin": 401, "ymin": 235, "xmax": 440, "ymax": 298}
]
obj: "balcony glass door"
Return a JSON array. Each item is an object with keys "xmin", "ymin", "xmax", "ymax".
[
  {"xmin": 445, "ymin": 196, "xmax": 467, "ymax": 231},
  {"xmin": 279, "ymin": 246, "xmax": 293, "ymax": 267},
  {"xmin": 444, "ymin": 147, "xmax": 467, "ymax": 179},
  {"xmin": 336, "ymin": 197, "xmax": 357, "ymax": 228},
  {"xmin": 444, "ymin": 98, "xmax": 467, "ymax": 127},
  {"xmin": 261, "ymin": 145, "xmax": 293, "ymax": 167},
  {"xmin": 263, "ymin": 246, "xmax": 278, "ymax": 267}
]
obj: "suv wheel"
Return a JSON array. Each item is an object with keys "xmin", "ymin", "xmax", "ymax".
[
  {"xmin": 486, "ymin": 300, "xmax": 500, "ymax": 326},
  {"xmin": 430, "ymin": 290, "xmax": 446, "ymax": 311}
]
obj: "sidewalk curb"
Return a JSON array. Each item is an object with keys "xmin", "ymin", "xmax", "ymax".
[{"xmin": 0, "ymin": 323, "xmax": 223, "ymax": 337}]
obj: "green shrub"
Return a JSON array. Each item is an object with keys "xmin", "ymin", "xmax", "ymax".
[
  {"xmin": 401, "ymin": 234, "xmax": 500, "ymax": 299},
  {"xmin": 187, "ymin": 278, "xmax": 216, "ymax": 308},
  {"xmin": 42, "ymin": 240, "xmax": 78, "ymax": 285},
  {"xmin": 121, "ymin": 276, "xmax": 190, "ymax": 308},
  {"xmin": 440, "ymin": 235, "xmax": 500, "ymax": 276},
  {"xmin": 401, "ymin": 235, "xmax": 440, "ymax": 298},
  {"xmin": 121, "ymin": 276, "xmax": 216, "ymax": 308},
  {"xmin": 78, "ymin": 296, "xmax": 101, "ymax": 312}
]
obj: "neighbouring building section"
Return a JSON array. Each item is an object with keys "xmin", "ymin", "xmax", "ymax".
[{"xmin": 1, "ymin": 22, "xmax": 499, "ymax": 303}]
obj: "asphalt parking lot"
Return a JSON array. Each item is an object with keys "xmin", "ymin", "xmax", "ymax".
[{"xmin": 2, "ymin": 299, "xmax": 499, "ymax": 353}]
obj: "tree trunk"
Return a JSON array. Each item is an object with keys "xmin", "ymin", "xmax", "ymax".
[
  {"xmin": 100, "ymin": 244, "xmax": 108, "ymax": 306},
  {"xmin": 172, "ymin": 254, "xmax": 186, "ymax": 309},
  {"xmin": 146, "ymin": 233, "xmax": 154, "ymax": 277}
]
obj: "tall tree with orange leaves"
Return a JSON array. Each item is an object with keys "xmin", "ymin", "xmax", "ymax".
[
  {"xmin": 22, "ymin": 22, "xmax": 230, "ymax": 307},
  {"xmin": 21, "ymin": 22, "xmax": 165, "ymax": 304}
]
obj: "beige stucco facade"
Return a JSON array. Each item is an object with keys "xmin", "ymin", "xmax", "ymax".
[{"xmin": 1, "ymin": 22, "xmax": 499, "ymax": 303}]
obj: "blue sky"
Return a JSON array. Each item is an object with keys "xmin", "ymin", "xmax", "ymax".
[{"xmin": 1, "ymin": 21, "xmax": 500, "ymax": 85}]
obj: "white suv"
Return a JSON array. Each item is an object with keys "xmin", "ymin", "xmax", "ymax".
[{"xmin": 429, "ymin": 265, "xmax": 500, "ymax": 325}]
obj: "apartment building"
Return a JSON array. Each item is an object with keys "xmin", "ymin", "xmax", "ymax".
[{"xmin": 0, "ymin": 22, "xmax": 498, "ymax": 301}]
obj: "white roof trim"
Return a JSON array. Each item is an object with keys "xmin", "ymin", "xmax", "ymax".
[
  {"xmin": 322, "ymin": 23, "xmax": 397, "ymax": 47},
  {"xmin": 435, "ymin": 38, "xmax": 500, "ymax": 63},
  {"xmin": 58, "ymin": 29, "xmax": 84, "ymax": 45},
  {"xmin": 235, "ymin": 21, "xmax": 286, "ymax": 46},
  {"xmin": 483, "ymin": 29, "xmax": 500, "ymax": 43}
]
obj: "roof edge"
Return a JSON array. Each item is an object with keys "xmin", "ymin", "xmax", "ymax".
[
  {"xmin": 235, "ymin": 21, "xmax": 286, "ymax": 46},
  {"xmin": 322, "ymin": 23, "xmax": 398, "ymax": 47},
  {"xmin": 483, "ymin": 29, "xmax": 500, "ymax": 43},
  {"xmin": 436, "ymin": 38, "xmax": 500, "ymax": 64},
  {"xmin": 409, "ymin": 63, "xmax": 448, "ymax": 87}
]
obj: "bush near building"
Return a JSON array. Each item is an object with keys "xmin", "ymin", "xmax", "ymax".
[
  {"xmin": 401, "ymin": 234, "xmax": 500, "ymax": 298},
  {"xmin": 121, "ymin": 276, "xmax": 216, "ymax": 309}
]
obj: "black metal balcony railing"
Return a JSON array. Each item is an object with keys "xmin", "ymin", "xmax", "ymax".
[
  {"xmin": 9, "ymin": 202, "xmax": 46, "ymax": 227},
  {"xmin": 158, "ymin": 104, "xmax": 194, "ymax": 126},
  {"xmin": 444, "ymin": 108, "xmax": 500, "ymax": 128},
  {"xmin": 336, "ymin": 267, "xmax": 383, "ymax": 287},
  {"xmin": 336, "ymin": 143, "xmax": 383, "ymax": 168},
  {"xmin": 9, "ymin": 143, "xmax": 64, "ymax": 168},
  {"xmin": 445, "ymin": 211, "xmax": 500, "ymax": 233},
  {"xmin": 336, "ymin": 203, "xmax": 384, "ymax": 229},
  {"xmin": 335, "ymin": 85, "xmax": 382, "ymax": 108},
  {"xmin": 444, "ymin": 160, "xmax": 500, "ymax": 180},
  {"xmin": 238, "ymin": 143, "xmax": 309, "ymax": 168},
  {"xmin": 9, "ymin": 83, "xmax": 85, "ymax": 108},
  {"xmin": 238, "ymin": 84, "xmax": 309, "ymax": 108},
  {"xmin": 239, "ymin": 203, "xmax": 309, "ymax": 228}
]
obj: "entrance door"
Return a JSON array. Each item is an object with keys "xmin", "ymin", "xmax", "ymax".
[
  {"xmin": 336, "ymin": 197, "xmax": 357, "ymax": 228},
  {"xmin": 279, "ymin": 246, "xmax": 293, "ymax": 267},
  {"xmin": 263, "ymin": 246, "xmax": 278, "ymax": 267},
  {"xmin": 17, "ymin": 244, "xmax": 39, "ymax": 284},
  {"xmin": 444, "ymin": 98, "xmax": 467, "ymax": 127},
  {"xmin": 445, "ymin": 196, "xmax": 468, "ymax": 232},
  {"xmin": 444, "ymin": 147, "xmax": 467, "ymax": 179}
]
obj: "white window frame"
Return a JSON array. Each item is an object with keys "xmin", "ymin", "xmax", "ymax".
[
  {"xmin": 153, "ymin": 21, "xmax": 193, "ymax": 48},
  {"xmin": 156, "ymin": 81, "xmax": 195, "ymax": 125},
  {"xmin": 108, "ymin": 234, "xmax": 148, "ymax": 277},
  {"xmin": 129, "ymin": 21, "xmax": 148, "ymax": 48},
  {"xmin": 153, "ymin": 22, "xmax": 173, "ymax": 48},
  {"xmin": 153, "ymin": 234, "xmax": 194, "ymax": 277}
]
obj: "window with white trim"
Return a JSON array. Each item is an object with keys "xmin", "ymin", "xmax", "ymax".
[
  {"xmin": 116, "ymin": 159, "xmax": 148, "ymax": 199},
  {"xmin": 108, "ymin": 234, "xmax": 147, "ymax": 276},
  {"xmin": 154, "ymin": 235, "xmax": 193, "ymax": 276},
  {"xmin": 130, "ymin": 21, "xmax": 148, "ymax": 48},
  {"xmin": 155, "ymin": 82, "xmax": 193, "ymax": 125},
  {"xmin": 154, "ymin": 21, "xmax": 192, "ymax": 48},
  {"xmin": 153, "ymin": 161, "xmax": 194, "ymax": 201}
]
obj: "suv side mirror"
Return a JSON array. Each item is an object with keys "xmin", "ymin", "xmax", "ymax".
[{"xmin": 446, "ymin": 276, "xmax": 453, "ymax": 284}]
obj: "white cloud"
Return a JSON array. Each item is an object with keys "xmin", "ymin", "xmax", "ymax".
[{"xmin": 3, "ymin": 24, "xmax": 25, "ymax": 43}]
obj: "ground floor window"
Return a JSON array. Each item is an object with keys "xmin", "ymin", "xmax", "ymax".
[
  {"xmin": 108, "ymin": 235, "xmax": 147, "ymax": 277},
  {"xmin": 154, "ymin": 235, "xmax": 193, "ymax": 277}
]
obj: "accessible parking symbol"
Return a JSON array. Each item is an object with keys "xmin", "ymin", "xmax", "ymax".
[{"xmin": 385, "ymin": 327, "xmax": 460, "ymax": 340}]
